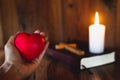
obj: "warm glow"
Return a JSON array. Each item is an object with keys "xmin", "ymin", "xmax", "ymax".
[
  {"xmin": 94, "ymin": 12, "xmax": 99, "ymax": 25},
  {"xmin": 89, "ymin": 11, "xmax": 106, "ymax": 54}
]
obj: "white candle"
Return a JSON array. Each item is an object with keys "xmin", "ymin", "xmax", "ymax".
[{"xmin": 89, "ymin": 12, "xmax": 105, "ymax": 54}]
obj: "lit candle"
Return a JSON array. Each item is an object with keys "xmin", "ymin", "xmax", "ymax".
[{"xmin": 89, "ymin": 12, "xmax": 105, "ymax": 54}]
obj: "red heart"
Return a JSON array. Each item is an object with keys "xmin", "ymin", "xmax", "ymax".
[{"xmin": 14, "ymin": 32, "xmax": 44, "ymax": 61}]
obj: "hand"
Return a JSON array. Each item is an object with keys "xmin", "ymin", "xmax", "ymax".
[{"xmin": 4, "ymin": 30, "xmax": 49, "ymax": 78}]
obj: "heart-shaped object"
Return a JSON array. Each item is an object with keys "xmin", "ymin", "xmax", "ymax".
[{"xmin": 14, "ymin": 32, "xmax": 44, "ymax": 61}]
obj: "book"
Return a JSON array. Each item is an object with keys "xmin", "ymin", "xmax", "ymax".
[
  {"xmin": 46, "ymin": 48, "xmax": 115, "ymax": 71},
  {"xmin": 80, "ymin": 51, "xmax": 115, "ymax": 69}
]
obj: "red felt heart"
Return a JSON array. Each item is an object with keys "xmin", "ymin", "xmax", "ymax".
[{"xmin": 14, "ymin": 32, "xmax": 44, "ymax": 61}]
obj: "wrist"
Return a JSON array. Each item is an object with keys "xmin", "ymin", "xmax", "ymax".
[
  {"xmin": 0, "ymin": 62, "xmax": 23, "ymax": 80},
  {"xmin": 0, "ymin": 62, "xmax": 12, "ymax": 76}
]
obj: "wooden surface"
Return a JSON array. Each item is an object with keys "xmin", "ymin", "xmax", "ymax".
[
  {"xmin": 0, "ymin": 47, "xmax": 120, "ymax": 80},
  {"xmin": 0, "ymin": 0, "xmax": 119, "ymax": 49},
  {"xmin": 28, "ymin": 49, "xmax": 120, "ymax": 80}
]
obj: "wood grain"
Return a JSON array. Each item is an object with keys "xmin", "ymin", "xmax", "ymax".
[
  {"xmin": 116, "ymin": 0, "xmax": 120, "ymax": 49},
  {"xmin": 0, "ymin": 12, "xmax": 4, "ymax": 48},
  {"xmin": 0, "ymin": 0, "xmax": 119, "ymax": 48},
  {"xmin": 0, "ymin": 0, "xmax": 21, "ymax": 43},
  {"xmin": 28, "ymin": 49, "xmax": 120, "ymax": 80},
  {"xmin": 47, "ymin": 0, "xmax": 63, "ymax": 42},
  {"xmin": 62, "ymin": 0, "xmax": 90, "ymax": 42}
]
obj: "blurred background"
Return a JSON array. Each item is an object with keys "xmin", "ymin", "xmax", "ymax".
[{"xmin": 0, "ymin": 0, "xmax": 119, "ymax": 49}]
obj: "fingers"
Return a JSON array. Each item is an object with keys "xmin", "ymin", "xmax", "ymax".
[
  {"xmin": 40, "ymin": 32, "xmax": 45, "ymax": 36},
  {"xmin": 34, "ymin": 30, "xmax": 40, "ymax": 33},
  {"xmin": 34, "ymin": 30, "xmax": 48, "ymax": 44},
  {"xmin": 34, "ymin": 30, "xmax": 45, "ymax": 35},
  {"xmin": 7, "ymin": 30, "xmax": 44, "ymax": 45},
  {"xmin": 22, "ymin": 41, "xmax": 49, "ymax": 76},
  {"xmin": 37, "ymin": 41, "xmax": 49, "ymax": 62},
  {"xmin": 34, "ymin": 30, "xmax": 45, "ymax": 37},
  {"xmin": 33, "ymin": 29, "xmax": 49, "ymax": 60}
]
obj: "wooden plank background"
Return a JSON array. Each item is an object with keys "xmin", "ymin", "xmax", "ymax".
[
  {"xmin": 0, "ymin": 0, "xmax": 21, "ymax": 44},
  {"xmin": 0, "ymin": 12, "xmax": 3, "ymax": 48},
  {"xmin": 0, "ymin": 0, "xmax": 119, "ymax": 49},
  {"xmin": 116, "ymin": 0, "xmax": 120, "ymax": 49}
]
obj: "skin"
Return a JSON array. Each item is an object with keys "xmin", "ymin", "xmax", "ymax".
[{"xmin": 0, "ymin": 30, "xmax": 49, "ymax": 80}]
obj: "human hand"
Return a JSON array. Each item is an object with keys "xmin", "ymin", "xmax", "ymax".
[{"xmin": 4, "ymin": 30, "xmax": 49, "ymax": 78}]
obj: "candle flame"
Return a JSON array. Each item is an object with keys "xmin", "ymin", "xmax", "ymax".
[{"xmin": 95, "ymin": 12, "xmax": 99, "ymax": 25}]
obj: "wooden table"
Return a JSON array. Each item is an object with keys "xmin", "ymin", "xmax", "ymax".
[
  {"xmin": 0, "ymin": 47, "xmax": 120, "ymax": 80},
  {"xmin": 29, "ymin": 48, "xmax": 120, "ymax": 80}
]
